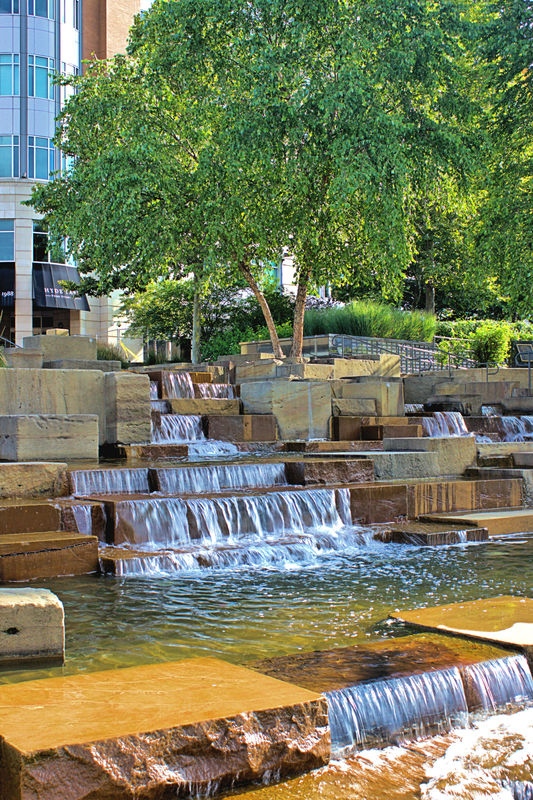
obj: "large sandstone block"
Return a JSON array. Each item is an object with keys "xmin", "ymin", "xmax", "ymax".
[
  {"xmin": 0, "ymin": 502, "xmax": 61, "ymax": 534},
  {"xmin": 0, "ymin": 368, "xmax": 106, "ymax": 443},
  {"xmin": 350, "ymin": 484, "xmax": 408, "ymax": 523},
  {"xmin": 331, "ymin": 378, "xmax": 404, "ymax": 416},
  {"xmin": 3, "ymin": 350, "xmax": 43, "ymax": 369},
  {"xmin": 332, "ymin": 416, "xmax": 362, "ymax": 441},
  {"xmin": 0, "ymin": 659, "xmax": 329, "ymax": 800},
  {"xmin": 23, "ymin": 334, "xmax": 97, "ymax": 361},
  {"xmin": 0, "ymin": 588, "xmax": 64, "ymax": 664},
  {"xmin": 236, "ymin": 361, "xmax": 334, "ymax": 383},
  {"xmin": 360, "ymin": 451, "xmax": 440, "ymax": 479},
  {"xmin": 170, "ymin": 398, "xmax": 241, "ymax": 415},
  {"xmin": 285, "ymin": 458, "xmax": 374, "ymax": 485},
  {"xmin": 332, "ymin": 398, "xmax": 377, "ymax": 416},
  {"xmin": 0, "ymin": 415, "xmax": 99, "ymax": 461},
  {"xmin": 204, "ymin": 414, "xmax": 277, "ymax": 442},
  {"xmin": 104, "ymin": 372, "xmax": 151, "ymax": 445},
  {"xmin": 0, "ymin": 463, "xmax": 68, "ymax": 499},
  {"xmin": 240, "ymin": 381, "xmax": 331, "ymax": 440},
  {"xmin": 383, "ymin": 435, "xmax": 476, "ymax": 476},
  {"xmin": 43, "ymin": 359, "xmax": 122, "ymax": 372},
  {"xmin": 407, "ymin": 478, "xmax": 522, "ymax": 517},
  {"xmin": 333, "ymin": 354, "xmax": 401, "ymax": 379}
]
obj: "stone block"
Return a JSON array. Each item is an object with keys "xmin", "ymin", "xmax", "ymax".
[
  {"xmin": 3, "ymin": 349, "xmax": 43, "ymax": 369},
  {"xmin": 170, "ymin": 398, "xmax": 241, "ymax": 415},
  {"xmin": 362, "ymin": 424, "xmax": 422, "ymax": 440},
  {"xmin": 23, "ymin": 334, "xmax": 97, "ymax": 361},
  {"xmin": 332, "ymin": 398, "xmax": 377, "ymax": 416},
  {"xmin": 240, "ymin": 381, "xmax": 331, "ymax": 440},
  {"xmin": 56, "ymin": 500, "xmax": 107, "ymax": 540},
  {"xmin": 0, "ymin": 502, "xmax": 61, "ymax": 535},
  {"xmin": 43, "ymin": 359, "xmax": 121, "ymax": 372},
  {"xmin": 189, "ymin": 371, "xmax": 212, "ymax": 383},
  {"xmin": 204, "ymin": 414, "xmax": 277, "ymax": 442},
  {"xmin": 121, "ymin": 443, "xmax": 190, "ymax": 460},
  {"xmin": 104, "ymin": 372, "xmax": 151, "ymax": 445},
  {"xmin": 383, "ymin": 435, "xmax": 476, "ymax": 477},
  {"xmin": 360, "ymin": 451, "xmax": 439, "ymax": 479},
  {"xmin": 0, "ymin": 588, "xmax": 64, "ymax": 664},
  {"xmin": 478, "ymin": 441, "xmax": 533, "ymax": 458},
  {"xmin": 406, "ymin": 478, "xmax": 522, "ymax": 517},
  {"xmin": 285, "ymin": 458, "xmax": 374, "ymax": 485},
  {"xmin": 350, "ymin": 484, "xmax": 408, "ymax": 523},
  {"xmin": 0, "ymin": 463, "xmax": 68, "ymax": 499},
  {"xmin": 332, "ymin": 354, "xmax": 401, "ymax": 379},
  {"xmin": 332, "ymin": 417, "xmax": 362, "ymax": 441},
  {"xmin": 0, "ymin": 659, "xmax": 329, "ymax": 800},
  {"xmin": 0, "ymin": 368, "xmax": 107, "ymax": 444},
  {"xmin": 331, "ymin": 378, "xmax": 404, "ymax": 416},
  {"xmin": 0, "ymin": 414, "xmax": 99, "ymax": 461},
  {"xmin": 0, "ymin": 532, "xmax": 99, "ymax": 581}
]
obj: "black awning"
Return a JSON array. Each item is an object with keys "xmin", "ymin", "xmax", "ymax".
[
  {"xmin": 0, "ymin": 263, "xmax": 15, "ymax": 307},
  {"xmin": 33, "ymin": 263, "xmax": 90, "ymax": 311}
]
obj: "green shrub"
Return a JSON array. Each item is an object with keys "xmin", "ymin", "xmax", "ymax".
[
  {"xmin": 470, "ymin": 321, "xmax": 511, "ymax": 365},
  {"xmin": 201, "ymin": 322, "xmax": 294, "ymax": 362},
  {"xmin": 303, "ymin": 301, "xmax": 436, "ymax": 342},
  {"xmin": 97, "ymin": 343, "xmax": 130, "ymax": 369}
]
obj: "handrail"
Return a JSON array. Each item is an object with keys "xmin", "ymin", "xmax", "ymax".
[{"xmin": 0, "ymin": 335, "xmax": 21, "ymax": 348}]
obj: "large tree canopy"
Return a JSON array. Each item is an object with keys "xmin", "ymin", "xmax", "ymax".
[{"xmin": 32, "ymin": 0, "xmax": 481, "ymax": 358}]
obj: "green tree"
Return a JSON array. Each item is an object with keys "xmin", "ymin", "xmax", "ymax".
[{"xmin": 32, "ymin": 0, "xmax": 480, "ymax": 359}]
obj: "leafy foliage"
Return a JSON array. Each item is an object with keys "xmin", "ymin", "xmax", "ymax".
[
  {"xmin": 96, "ymin": 343, "xmax": 130, "ymax": 368},
  {"xmin": 304, "ymin": 302, "xmax": 436, "ymax": 342}
]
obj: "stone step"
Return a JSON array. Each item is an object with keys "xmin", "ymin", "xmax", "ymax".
[
  {"xmin": 513, "ymin": 452, "xmax": 533, "ymax": 468},
  {"xmin": 169, "ymin": 398, "xmax": 241, "ymax": 415},
  {"xmin": 421, "ymin": 508, "xmax": 533, "ymax": 536},
  {"xmin": 0, "ymin": 532, "xmax": 99, "ymax": 581},
  {"xmin": 362, "ymin": 424, "xmax": 422, "ymax": 440},
  {"xmin": 356, "ymin": 450, "xmax": 439, "ymax": 480},
  {"xmin": 0, "ymin": 659, "xmax": 327, "ymax": 799},
  {"xmin": 204, "ymin": 414, "xmax": 277, "ymax": 442},
  {"xmin": 0, "ymin": 462, "xmax": 68, "ymax": 500},
  {"xmin": 374, "ymin": 521, "xmax": 488, "ymax": 546},
  {"xmin": 0, "ymin": 502, "xmax": 61, "ymax": 535},
  {"xmin": 390, "ymin": 595, "xmax": 533, "ymax": 650},
  {"xmin": 0, "ymin": 414, "xmax": 99, "ymax": 462}
]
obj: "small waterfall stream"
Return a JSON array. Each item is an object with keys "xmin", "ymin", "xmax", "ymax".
[
  {"xmin": 156, "ymin": 463, "xmax": 287, "ymax": 494},
  {"xmin": 71, "ymin": 468, "xmax": 151, "ymax": 496},
  {"xmin": 463, "ymin": 654, "xmax": 533, "ymax": 710},
  {"xmin": 151, "ymin": 414, "xmax": 205, "ymax": 443},
  {"xmin": 326, "ymin": 654, "xmax": 533, "ymax": 754},
  {"xmin": 150, "ymin": 381, "xmax": 158, "ymax": 399},
  {"xmin": 422, "ymin": 412, "xmax": 470, "ymax": 437},
  {"xmin": 71, "ymin": 503, "xmax": 95, "ymax": 534},
  {"xmin": 500, "ymin": 416, "xmax": 533, "ymax": 442},
  {"xmin": 162, "ymin": 372, "xmax": 195, "ymax": 399},
  {"xmin": 195, "ymin": 383, "xmax": 236, "ymax": 399}
]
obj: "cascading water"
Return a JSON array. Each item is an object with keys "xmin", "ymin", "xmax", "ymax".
[
  {"xmin": 71, "ymin": 468, "xmax": 151, "ymax": 496},
  {"xmin": 162, "ymin": 372, "xmax": 195, "ymax": 399},
  {"xmin": 151, "ymin": 414, "xmax": 204, "ymax": 443},
  {"xmin": 150, "ymin": 381, "xmax": 159, "ymax": 400},
  {"xmin": 195, "ymin": 383, "xmax": 236, "ymax": 399},
  {"xmin": 71, "ymin": 503, "xmax": 94, "ymax": 535},
  {"xmin": 151, "ymin": 400, "xmax": 171, "ymax": 414},
  {"xmin": 405, "ymin": 403, "xmax": 424, "ymax": 414},
  {"xmin": 481, "ymin": 405, "xmax": 499, "ymax": 417},
  {"xmin": 505, "ymin": 782, "xmax": 533, "ymax": 800},
  {"xmin": 326, "ymin": 667, "xmax": 469, "ymax": 753},
  {"xmin": 500, "ymin": 416, "xmax": 533, "ymax": 442},
  {"xmin": 156, "ymin": 463, "xmax": 287, "ymax": 494},
  {"xmin": 422, "ymin": 411, "xmax": 470, "ymax": 437},
  {"xmin": 463, "ymin": 654, "xmax": 533, "ymax": 710}
]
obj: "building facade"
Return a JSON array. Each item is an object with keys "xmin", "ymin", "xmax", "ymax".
[{"xmin": 0, "ymin": 0, "xmax": 140, "ymax": 346}]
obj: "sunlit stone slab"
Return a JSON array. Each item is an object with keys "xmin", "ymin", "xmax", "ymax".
[
  {"xmin": 422, "ymin": 509, "xmax": 533, "ymax": 536},
  {"xmin": 390, "ymin": 596, "xmax": 533, "ymax": 648},
  {"xmin": 0, "ymin": 658, "xmax": 329, "ymax": 800}
]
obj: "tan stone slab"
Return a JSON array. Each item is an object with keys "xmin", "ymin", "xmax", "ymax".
[
  {"xmin": 0, "ymin": 587, "xmax": 64, "ymax": 664},
  {"xmin": 383, "ymin": 435, "xmax": 476, "ymax": 477},
  {"xmin": 0, "ymin": 463, "xmax": 68, "ymax": 499},
  {"xmin": 169, "ymin": 397, "xmax": 241, "ymax": 415},
  {"xmin": 422, "ymin": 508, "xmax": 533, "ymax": 536},
  {"xmin": 390, "ymin": 596, "xmax": 533, "ymax": 647},
  {"xmin": 0, "ymin": 658, "xmax": 322, "ymax": 752}
]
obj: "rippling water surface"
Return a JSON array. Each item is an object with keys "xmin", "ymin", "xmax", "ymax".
[{"xmin": 1, "ymin": 536, "xmax": 531, "ymax": 684}]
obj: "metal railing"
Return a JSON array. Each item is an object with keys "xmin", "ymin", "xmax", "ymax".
[
  {"xmin": 327, "ymin": 334, "xmax": 477, "ymax": 373},
  {"xmin": 0, "ymin": 335, "xmax": 21, "ymax": 348}
]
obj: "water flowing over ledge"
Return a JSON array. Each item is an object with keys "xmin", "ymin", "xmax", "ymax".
[{"xmin": 156, "ymin": 463, "xmax": 287, "ymax": 494}]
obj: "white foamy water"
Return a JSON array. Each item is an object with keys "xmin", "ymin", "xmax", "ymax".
[
  {"xmin": 156, "ymin": 463, "xmax": 287, "ymax": 494},
  {"xmin": 421, "ymin": 708, "xmax": 533, "ymax": 799},
  {"xmin": 151, "ymin": 414, "xmax": 204, "ymax": 443},
  {"xmin": 71, "ymin": 468, "xmax": 150, "ymax": 496},
  {"xmin": 422, "ymin": 412, "xmax": 471, "ymax": 437}
]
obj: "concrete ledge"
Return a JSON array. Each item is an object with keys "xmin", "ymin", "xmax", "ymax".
[
  {"xmin": 0, "ymin": 414, "xmax": 99, "ymax": 461},
  {"xmin": 359, "ymin": 451, "xmax": 439, "ymax": 480},
  {"xmin": 3, "ymin": 350, "xmax": 43, "ymax": 369},
  {"xmin": 384, "ymin": 436, "xmax": 476, "ymax": 476},
  {"xmin": 43, "ymin": 359, "xmax": 121, "ymax": 372},
  {"xmin": 0, "ymin": 658, "xmax": 329, "ymax": 799},
  {"xmin": 478, "ymin": 442, "xmax": 533, "ymax": 458},
  {"xmin": 23, "ymin": 334, "xmax": 96, "ymax": 361},
  {"xmin": 0, "ymin": 463, "xmax": 68, "ymax": 499},
  {"xmin": 0, "ymin": 588, "xmax": 64, "ymax": 664}
]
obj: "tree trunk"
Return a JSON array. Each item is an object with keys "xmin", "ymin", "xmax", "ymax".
[
  {"xmin": 191, "ymin": 287, "xmax": 201, "ymax": 364},
  {"xmin": 290, "ymin": 266, "xmax": 311, "ymax": 359},
  {"xmin": 239, "ymin": 261, "xmax": 284, "ymax": 359},
  {"xmin": 425, "ymin": 280, "xmax": 435, "ymax": 315}
]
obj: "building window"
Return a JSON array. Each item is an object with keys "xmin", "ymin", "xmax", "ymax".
[
  {"xmin": 0, "ymin": 0, "xmax": 19, "ymax": 13},
  {"xmin": 0, "ymin": 55, "xmax": 19, "ymax": 96},
  {"xmin": 28, "ymin": 56, "xmax": 54, "ymax": 99},
  {"xmin": 28, "ymin": 0, "xmax": 53, "ymax": 18},
  {"xmin": 0, "ymin": 135, "xmax": 19, "ymax": 177},
  {"xmin": 0, "ymin": 220, "xmax": 14, "ymax": 261},
  {"xmin": 33, "ymin": 221, "xmax": 65, "ymax": 262},
  {"xmin": 73, "ymin": 0, "xmax": 79, "ymax": 29},
  {"xmin": 28, "ymin": 136, "xmax": 54, "ymax": 180}
]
